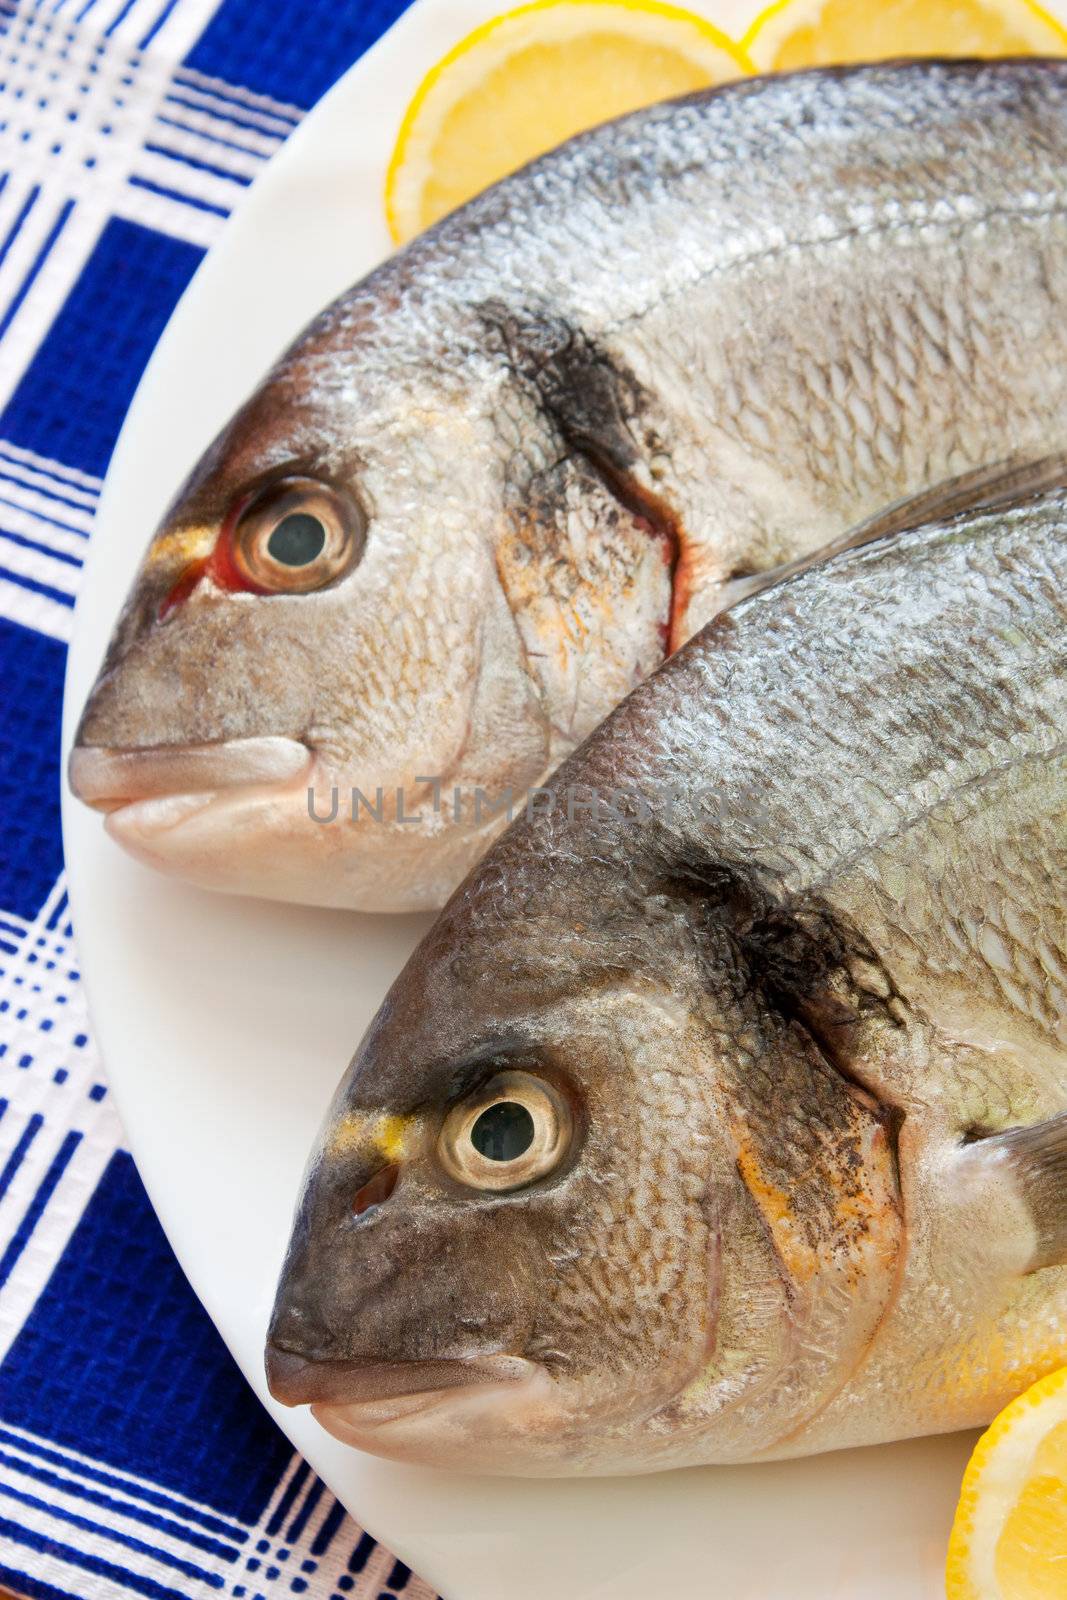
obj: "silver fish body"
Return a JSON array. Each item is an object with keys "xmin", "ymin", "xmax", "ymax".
[
  {"xmin": 73, "ymin": 59, "xmax": 1067, "ymax": 910},
  {"xmin": 267, "ymin": 492, "xmax": 1067, "ymax": 1475}
]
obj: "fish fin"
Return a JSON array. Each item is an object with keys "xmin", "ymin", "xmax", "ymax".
[
  {"xmin": 827, "ymin": 450, "xmax": 1067, "ymax": 549},
  {"xmin": 717, "ymin": 451, "xmax": 1067, "ymax": 613},
  {"xmin": 968, "ymin": 1112, "xmax": 1067, "ymax": 1273}
]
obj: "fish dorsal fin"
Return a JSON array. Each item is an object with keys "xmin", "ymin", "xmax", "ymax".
[
  {"xmin": 966, "ymin": 1112, "xmax": 1067, "ymax": 1273},
  {"xmin": 717, "ymin": 451, "xmax": 1067, "ymax": 613}
]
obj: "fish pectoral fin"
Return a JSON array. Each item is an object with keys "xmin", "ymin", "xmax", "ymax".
[
  {"xmin": 966, "ymin": 1112, "xmax": 1067, "ymax": 1273},
  {"xmin": 830, "ymin": 450, "xmax": 1067, "ymax": 551},
  {"xmin": 717, "ymin": 450, "xmax": 1067, "ymax": 614}
]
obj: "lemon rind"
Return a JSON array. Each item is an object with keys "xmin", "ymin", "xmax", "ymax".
[
  {"xmin": 385, "ymin": 0, "xmax": 754, "ymax": 243},
  {"xmin": 743, "ymin": 0, "xmax": 1067, "ymax": 71},
  {"xmin": 946, "ymin": 1366, "xmax": 1067, "ymax": 1599}
]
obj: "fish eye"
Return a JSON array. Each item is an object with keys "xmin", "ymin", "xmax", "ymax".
[
  {"xmin": 471, "ymin": 1101, "xmax": 534, "ymax": 1161},
  {"xmin": 437, "ymin": 1070, "xmax": 572, "ymax": 1193},
  {"xmin": 230, "ymin": 476, "xmax": 364, "ymax": 594},
  {"xmin": 267, "ymin": 513, "xmax": 325, "ymax": 567}
]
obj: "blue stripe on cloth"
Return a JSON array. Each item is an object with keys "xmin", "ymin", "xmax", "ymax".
[
  {"xmin": 142, "ymin": 140, "xmax": 254, "ymax": 184},
  {"xmin": 310, "ymin": 1499, "xmax": 346, "ymax": 1558},
  {"xmin": 0, "ymin": 1152, "xmax": 293, "ymax": 1521},
  {"xmin": 183, "ymin": 0, "xmax": 413, "ymax": 110},
  {"xmin": 286, "ymin": 1477, "xmax": 324, "ymax": 1545},
  {"xmin": 0, "ymin": 492, "xmax": 91, "ymax": 538},
  {"xmin": 172, "ymin": 66, "xmax": 300, "ymax": 125},
  {"xmin": 102, "ymin": 0, "xmax": 138, "ymax": 35},
  {"xmin": 0, "ymin": 1446, "xmax": 241, "ymax": 1559},
  {"xmin": 0, "ymin": 1114, "xmax": 43, "ymax": 1203},
  {"xmin": 0, "ymin": 1132, "xmax": 81, "ymax": 1291},
  {"xmin": 161, "ymin": 87, "xmax": 290, "ymax": 138},
  {"xmin": 136, "ymin": 0, "xmax": 181, "ymax": 50},
  {"xmin": 0, "ymin": 525, "xmax": 83, "ymax": 566},
  {"xmin": 0, "ymin": 218, "xmax": 203, "ymax": 479},
  {"xmin": 265, "ymin": 1461, "xmax": 309, "ymax": 1538},
  {"xmin": 0, "ymin": 1561, "xmax": 88, "ymax": 1600},
  {"xmin": 0, "ymin": 186, "xmax": 39, "ymax": 274},
  {"xmin": 127, "ymin": 173, "xmax": 232, "ymax": 216},
  {"xmin": 0, "ymin": 442, "xmax": 100, "ymax": 497},
  {"xmin": 0, "ymin": 561, "xmax": 74, "ymax": 605},
  {"xmin": 0, "ymin": 617, "xmax": 66, "ymax": 915},
  {"xmin": 153, "ymin": 111, "xmax": 267, "ymax": 159},
  {"xmin": 0, "ymin": 1479, "xmax": 225, "ymax": 1586},
  {"xmin": 349, "ymin": 1534, "xmax": 376, "ymax": 1573},
  {"xmin": 0, "ymin": 1428, "xmax": 246, "ymax": 1543},
  {"xmin": 0, "ymin": 1513, "xmax": 200, "ymax": 1600},
  {"xmin": 0, "ymin": 467, "xmax": 95, "ymax": 517},
  {"xmin": 44, "ymin": 888, "xmax": 69, "ymax": 930},
  {"xmin": 0, "ymin": 199, "xmax": 75, "ymax": 344}
]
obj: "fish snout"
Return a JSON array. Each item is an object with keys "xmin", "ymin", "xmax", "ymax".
[
  {"xmin": 265, "ymin": 1183, "xmax": 537, "ymax": 1416},
  {"xmin": 265, "ymin": 1294, "xmax": 354, "ymax": 1405},
  {"xmin": 264, "ymin": 1344, "xmax": 318, "ymax": 1407}
]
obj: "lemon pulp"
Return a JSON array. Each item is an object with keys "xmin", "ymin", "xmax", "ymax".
[
  {"xmin": 745, "ymin": 0, "xmax": 1067, "ymax": 71},
  {"xmin": 386, "ymin": 0, "xmax": 751, "ymax": 243}
]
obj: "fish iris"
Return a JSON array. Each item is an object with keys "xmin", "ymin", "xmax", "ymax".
[
  {"xmin": 267, "ymin": 513, "xmax": 327, "ymax": 567},
  {"xmin": 470, "ymin": 1101, "xmax": 534, "ymax": 1162}
]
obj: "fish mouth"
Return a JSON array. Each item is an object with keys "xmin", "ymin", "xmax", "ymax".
[
  {"xmin": 65, "ymin": 733, "xmax": 480, "ymax": 910},
  {"xmin": 266, "ymin": 1347, "xmax": 544, "ymax": 1425},
  {"xmin": 69, "ymin": 736, "xmax": 313, "ymax": 818}
]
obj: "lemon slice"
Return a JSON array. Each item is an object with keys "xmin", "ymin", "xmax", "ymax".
[
  {"xmin": 385, "ymin": 0, "xmax": 752, "ymax": 244},
  {"xmin": 744, "ymin": 0, "xmax": 1067, "ymax": 71},
  {"xmin": 947, "ymin": 1366, "xmax": 1067, "ymax": 1599}
]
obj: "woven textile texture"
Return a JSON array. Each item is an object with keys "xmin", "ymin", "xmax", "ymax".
[{"xmin": 0, "ymin": 1, "xmax": 442, "ymax": 1597}]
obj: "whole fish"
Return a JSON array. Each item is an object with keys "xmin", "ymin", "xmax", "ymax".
[
  {"xmin": 266, "ymin": 492, "xmax": 1067, "ymax": 1475},
  {"xmin": 71, "ymin": 59, "xmax": 1067, "ymax": 911}
]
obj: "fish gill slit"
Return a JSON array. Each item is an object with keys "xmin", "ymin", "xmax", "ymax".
[
  {"xmin": 672, "ymin": 859, "xmax": 908, "ymax": 1166},
  {"xmin": 556, "ymin": 429, "xmax": 689, "ymax": 655},
  {"xmin": 792, "ymin": 1002, "xmax": 907, "ymax": 1201},
  {"xmin": 757, "ymin": 932, "xmax": 908, "ymax": 1191},
  {"xmin": 480, "ymin": 301, "xmax": 691, "ymax": 655},
  {"xmin": 764, "ymin": 1089, "xmax": 910, "ymax": 1454},
  {"xmin": 741, "ymin": 947, "xmax": 912, "ymax": 1454}
]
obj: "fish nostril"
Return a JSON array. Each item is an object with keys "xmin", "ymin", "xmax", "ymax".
[
  {"xmin": 352, "ymin": 1161, "xmax": 399, "ymax": 1218},
  {"xmin": 266, "ymin": 1298, "xmax": 368, "ymax": 1405},
  {"xmin": 269, "ymin": 1297, "xmax": 336, "ymax": 1356}
]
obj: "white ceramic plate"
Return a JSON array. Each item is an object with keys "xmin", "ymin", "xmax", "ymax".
[{"xmin": 61, "ymin": 4, "xmax": 993, "ymax": 1595}]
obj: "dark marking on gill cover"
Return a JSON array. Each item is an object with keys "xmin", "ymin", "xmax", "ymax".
[
  {"xmin": 477, "ymin": 299, "xmax": 649, "ymax": 473},
  {"xmin": 478, "ymin": 299, "xmax": 685, "ymax": 636},
  {"xmin": 666, "ymin": 854, "xmax": 907, "ymax": 1166}
]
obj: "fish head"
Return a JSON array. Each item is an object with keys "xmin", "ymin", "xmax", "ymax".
[
  {"xmin": 68, "ymin": 289, "xmax": 553, "ymax": 910},
  {"xmin": 265, "ymin": 824, "xmax": 756, "ymax": 1476},
  {"xmin": 266, "ymin": 749, "xmax": 907, "ymax": 1474}
]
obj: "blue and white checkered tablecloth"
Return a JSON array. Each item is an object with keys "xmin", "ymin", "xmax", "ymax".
[{"xmin": 0, "ymin": 2, "xmax": 441, "ymax": 1597}]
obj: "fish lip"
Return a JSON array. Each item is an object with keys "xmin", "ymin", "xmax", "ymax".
[
  {"xmin": 68, "ymin": 736, "xmax": 313, "ymax": 814},
  {"xmin": 265, "ymin": 1347, "xmax": 536, "ymax": 1412}
]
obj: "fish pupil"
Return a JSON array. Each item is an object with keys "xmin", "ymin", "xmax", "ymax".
[
  {"xmin": 267, "ymin": 513, "xmax": 327, "ymax": 567},
  {"xmin": 470, "ymin": 1101, "xmax": 535, "ymax": 1162}
]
